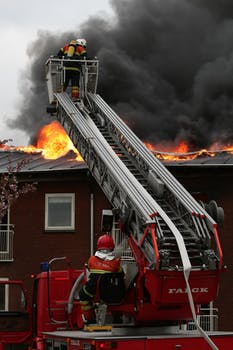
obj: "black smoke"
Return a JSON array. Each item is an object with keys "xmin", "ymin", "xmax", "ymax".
[{"xmin": 8, "ymin": 0, "xmax": 233, "ymax": 149}]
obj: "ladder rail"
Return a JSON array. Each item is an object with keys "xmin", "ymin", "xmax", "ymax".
[
  {"xmin": 55, "ymin": 92, "xmax": 192, "ymax": 272},
  {"xmin": 87, "ymin": 93, "xmax": 217, "ymax": 229}
]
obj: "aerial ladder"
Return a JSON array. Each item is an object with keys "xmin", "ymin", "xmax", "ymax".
[{"xmin": 45, "ymin": 57, "xmax": 224, "ymax": 347}]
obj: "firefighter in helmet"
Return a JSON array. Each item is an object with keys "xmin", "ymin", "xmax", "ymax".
[
  {"xmin": 79, "ymin": 234, "xmax": 123, "ymax": 324},
  {"xmin": 57, "ymin": 38, "xmax": 87, "ymax": 101}
]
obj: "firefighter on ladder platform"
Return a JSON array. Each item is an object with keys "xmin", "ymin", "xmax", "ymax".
[
  {"xmin": 56, "ymin": 38, "xmax": 87, "ymax": 101},
  {"xmin": 79, "ymin": 234, "xmax": 123, "ymax": 324}
]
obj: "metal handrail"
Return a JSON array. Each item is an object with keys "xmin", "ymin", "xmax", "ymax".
[
  {"xmin": 185, "ymin": 308, "xmax": 219, "ymax": 331},
  {"xmin": 0, "ymin": 225, "xmax": 14, "ymax": 261},
  {"xmin": 45, "ymin": 58, "xmax": 99, "ymax": 104}
]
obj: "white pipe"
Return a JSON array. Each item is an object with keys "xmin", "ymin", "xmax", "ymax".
[{"xmin": 90, "ymin": 192, "xmax": 94, "ymax": 256}]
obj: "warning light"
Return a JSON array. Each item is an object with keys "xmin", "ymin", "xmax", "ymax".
[
  {"xmin": 99, "ymin": 342, "xmax": 117, "ymax": 349},
  {"xmin": 40, "ymin": 261, "xmax": 49, "ymax": 272}
]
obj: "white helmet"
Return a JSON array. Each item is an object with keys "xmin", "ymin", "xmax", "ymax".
[{"xmin": 76, "ymin": 38, "xmax": 87, "ymax": 47}]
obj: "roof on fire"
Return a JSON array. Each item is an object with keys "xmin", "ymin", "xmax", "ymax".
[
  {"xmin": 0, "ymin": 150, "xmax": 86, "ymax": 173},
  {"xmin": 0, "ymin": 149, "xmax": 233, "ymax": 174}
]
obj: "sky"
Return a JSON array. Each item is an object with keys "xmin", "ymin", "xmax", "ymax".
[
  {"xmin": 1, "ymin": 0, "xmax": 233, "ymax": 150},
  {"xmin": 0, "ymin": 0, "xmax": 113, "ymax": 146}
]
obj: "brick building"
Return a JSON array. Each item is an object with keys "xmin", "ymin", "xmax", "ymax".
[
  {"xmin": 0, "ymin": 150, "xmax": 111, "ymax": 301},
  {"xmin": 0, "ymin": 149, "xmax": 232, "ymax": 330}
]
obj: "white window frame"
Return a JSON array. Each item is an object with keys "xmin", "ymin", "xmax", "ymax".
[{"xmin": 45, "ymin": 193, "xmax": 75, "ymax": 231}]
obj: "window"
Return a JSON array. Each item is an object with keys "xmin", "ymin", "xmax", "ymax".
[{"xmin": 45, "ymin": 193, "xmax": 75, "ymax": 231}]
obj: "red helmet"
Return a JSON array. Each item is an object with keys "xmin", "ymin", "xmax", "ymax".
[{"xmin": 97, "ymin": 235, "xmax": 115, "ymax": 250}]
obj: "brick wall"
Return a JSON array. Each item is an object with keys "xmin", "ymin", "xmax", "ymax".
[{"xmin": 0, "ymin": 170, "xmax": 110, "ymax": 300}]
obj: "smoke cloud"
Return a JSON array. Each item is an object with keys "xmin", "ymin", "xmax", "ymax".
[{"xmin": 8, "ymin": 0, "xmax": 233, "ymax": 149}]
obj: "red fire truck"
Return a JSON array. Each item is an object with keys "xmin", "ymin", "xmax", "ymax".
[{"xmin": 0, "ymin": 58, "xmax": 232, "ymax": 350}]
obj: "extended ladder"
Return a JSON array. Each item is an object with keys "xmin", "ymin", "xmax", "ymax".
[{"xmin": 46, "ymin": 58, "xmax": 222, "ymax": 272}]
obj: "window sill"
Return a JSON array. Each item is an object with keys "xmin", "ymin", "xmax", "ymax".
[{"xmin": 44, "ymin": 229, "xmax": 76, "ymax": 233}]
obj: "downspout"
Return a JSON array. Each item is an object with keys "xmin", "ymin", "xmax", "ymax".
[{"xmin": 90, "ymin": 192, "xmax": 94, "ymax": 256}]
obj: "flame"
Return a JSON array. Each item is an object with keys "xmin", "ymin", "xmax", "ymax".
[
  {"xmin": 144, "ymin": 140, "xmax": 228, "ymax": 161},
  {"xmin": 145, "ymin": 141, "xmax": 189, "ymax": 154},
  {"xmin": 36, "ymin": 121, "xmax": 82, "ymax": 160},
  {"xmin": 223, "ymin": 145, "xmax": 233, "ymax": 153},
  {"xmin": 175, "ymin": 141, "xmax": 189, "ymax": 153},
  {"xmin": 211, "ymin": 143, "xmax": 233, "ymax": 154},
  {"xmin": 0, "ymin": 121, "xmax": 83, "ymax": 161},
  {"xmin": 1, "ymin": 121, "xmax": 233, "ymax": 163}
]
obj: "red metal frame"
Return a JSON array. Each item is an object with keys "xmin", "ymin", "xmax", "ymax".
[
  {"xmin": 44, "ymin": 332, "xmax": 233, "ymax": 350},
  {"xmin": 213, "ymin": 225, "xmax": 223, "ymax": 269},
  {"xmin": 0, "ymin": 280, "xmax": 32, "ymax": 346},
  {"xmin": 139, "ymin": 219, "xmax": 160, "ymax": 271}
]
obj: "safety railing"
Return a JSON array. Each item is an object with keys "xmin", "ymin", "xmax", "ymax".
[
  {"xmin": 45, "ymin": 57, "xmax": 99, "ymax": 104},
  {"xmin": 111, "ymin": 220, "xmax": 134, "ymax": 260},
  {"xmin": 182, "ymin": 308, "xmax": 219, "ymax": 331},
  {"xmin": 0, "ymin": 225, "xmax": 14, "ymax": 261}
]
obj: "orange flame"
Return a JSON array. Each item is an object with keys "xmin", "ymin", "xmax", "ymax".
[
  {"xmin": 1, "ymin": 121, "xmax": 83, "ymax": 161},
  {"xmin": 144, "ymin": 140, "xmax": 232, "ymax": 161},
  {"xmin": 145, "ymin": 141, "xmax": 189, "ymax": 154},
  {"xmin": 2, "ymin": 121, "xmax": 233, "ymax": 163},
  {"xmin": 36, "ymin": 121, "xmax": 82, "ymax": 160}
]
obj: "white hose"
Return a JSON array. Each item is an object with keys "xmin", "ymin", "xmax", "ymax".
[{"xmin": 184, "ymin": 269, "xmax": 219, "ymax": 350}]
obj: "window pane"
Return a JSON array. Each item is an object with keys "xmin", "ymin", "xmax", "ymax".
[
  {"xmin": 46, "ymin": 194, "xmax": 74, "ymax": 230},
  {"xmin": 0, "ymin": 231, "xmax": 7, "ymax": 252},
  {"xmin": 0, "ymin": 284, "xmax": 5, "ymax": 310},
  {"xmin": 48, "ymin": 200, "xmax": 71, "ymax": 226}
]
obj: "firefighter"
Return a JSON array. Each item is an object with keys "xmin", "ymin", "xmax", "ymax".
[
  {"xmin": 79, "ymin": 234, "xmax": 123, "ymax": 324},
  {"xmin": 57, "ymin": 38, "xmax": 87, "ymax": 101}
]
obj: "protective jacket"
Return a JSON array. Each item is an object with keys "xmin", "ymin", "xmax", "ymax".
[
  {"xmin": 57, "ymin": 40, "xmax": 87, "ymax": 70},
  {"xmin": 79, "ymin": 250, "xmax": 123, "ymax": 323},
  {"xmin": 56, "ymin": 40, "xmax": 87, "ymax": 99},
  {"xmin": 57, "ymin": 44, "xmax": 69, "ymax": 58},
  {"xmin": 88, "ymin": 251, "xmax": 121, "ymax": 274}
]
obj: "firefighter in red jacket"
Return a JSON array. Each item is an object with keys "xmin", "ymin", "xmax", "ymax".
[
  {"xmin": 57, "ymin": 38, "xmax": 87, "ymax": 100},
  {"xmin": 79, "ymin": 234, "xmax": 122, "ymax": 324}
]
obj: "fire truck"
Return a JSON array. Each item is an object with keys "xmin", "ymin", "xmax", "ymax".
[{"xmin": 0, "ymin": 57, "xmax": 233, "ymax": 350}]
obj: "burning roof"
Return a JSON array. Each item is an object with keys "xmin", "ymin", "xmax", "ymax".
[
  {"xmin": 1, "ymin": 120, "xmax": 233, "ymax": 173},
  {"xmin": 146, "ymin": 141, "xmax": 233, "ymax": 165},
  {"xmin": 0, "ymin": 121, "xmax": 84, "ymax": 172},
  {"xmin": 0, "ymin": 120, "xmax": 82, "ymax": 160},
  {"xmin": 154, "ymin": 149, "xmax": 233, "ymax": 166},
  {"xmin": 0, "ymin": 150, "xmax": 85, "ymax": 173}
]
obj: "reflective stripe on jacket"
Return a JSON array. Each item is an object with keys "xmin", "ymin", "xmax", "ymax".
[{"xmin": 88, "ymin": 255, "xmax": 121, "ymax": 274}]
